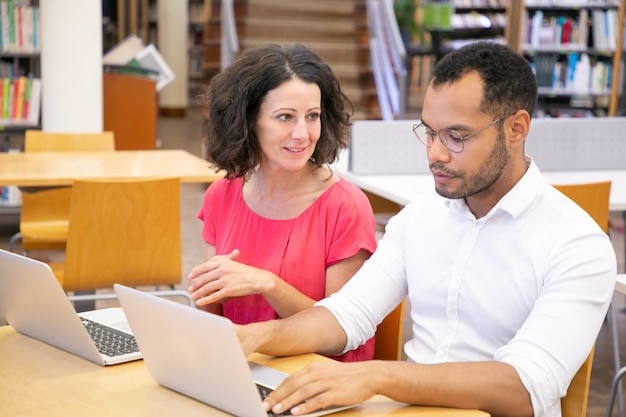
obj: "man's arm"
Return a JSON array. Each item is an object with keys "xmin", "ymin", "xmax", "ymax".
[
  {"xmin": 237, "ymin": 307, "xmax": 534, "ymax": 417},
  {"xmin": 263, "ymin": 359, "xmax": 533, "ymax": 417},
  {"xmin": 237, "ymin": 306, "xmax": 347, "ymax": 358}
]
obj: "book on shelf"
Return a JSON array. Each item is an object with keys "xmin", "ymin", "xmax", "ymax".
[
  {"xmin": 524, "ymin": 8, "xmax": 616, "ymax": 51},
  {"xmin": 531, "ymin": 53, "xmax": 612, "ymax": 94},
  {"xmin": 0, "ymin": 0, "xmax": 39, "ymax": 53},
  {"xmin": 0, "ymin": 75, "xmax": 39, "ymax": 126},
  {"xmin": 0, "ymin": 149, "xmax": 21, "ymax": 208}
]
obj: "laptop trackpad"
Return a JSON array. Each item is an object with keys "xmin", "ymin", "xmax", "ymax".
[{"xmin": 249, "ymin": 362, "xmax": 288, "ymax": 389}]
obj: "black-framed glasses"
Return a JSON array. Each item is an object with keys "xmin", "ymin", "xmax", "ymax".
[{"xmin": 412, "ymin": 111, "xmax": 515, "ymax": 153}]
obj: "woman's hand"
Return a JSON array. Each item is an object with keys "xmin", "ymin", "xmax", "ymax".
[{"xmin": 188, "ymin": 249, "xmax": 276, "ymax": 306}]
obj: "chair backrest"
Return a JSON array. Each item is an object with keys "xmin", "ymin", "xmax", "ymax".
[
  {"xmin": 24, "ymin": 130, "xmax": 116, "ymax": 152},
  {"xmin": 561, "ymin": 346, "xmax": 595, "ymax": 417},
  {"xmin": 373, "ymin": 300, "xmax": 406, "ymax": 360},
  {"xmin": 550, "ymin": 182, "xmax": 609, "ymax": 417},
  {"xmin": 62, "ymin": 178, "xmax": 182, "ymax": 292},
  {"xmin": 552, "ymin": 181, "xmax": 612, "ymax": 233},
  {"xmin": 18, "ymin": 131, "xmax": 116, "ymax": 251}
]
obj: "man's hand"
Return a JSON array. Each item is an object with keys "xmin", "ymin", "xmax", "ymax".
[{"xmin": 263, "ymin": 361, "xmax": 378, "ymax": 415}]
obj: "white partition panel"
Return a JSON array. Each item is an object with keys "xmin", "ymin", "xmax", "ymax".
[
  {"xmin": 525, "ymin": 117, "xmax": 626, "ymax": 171},
  {"xmin": 349, "ymin": 120, "xmax": 428, "ymax": 175},
  {"xmin": 349, "ymin": 118, "xmax": 626, "ymax": 175}
]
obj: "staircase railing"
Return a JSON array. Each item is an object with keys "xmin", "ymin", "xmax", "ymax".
[
  {"xmin": 221, "ymin": 0, "xmax": 239, "ymax": 70},
  {"xmin": 366, "ymin": 0, "xmax": 408, "ymax": 120}
]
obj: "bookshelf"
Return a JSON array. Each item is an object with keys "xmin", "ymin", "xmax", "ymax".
[
  {"xmin": 108, "ymin": 0, "xmax": 209, "ymax": 98},
  {"xmin": 509, "ymin": 0, "xmax": 624, "ymax": 118},
  {"xmin": 0, "ymin": 0, "xmax": 41, "ymax": 211},
  {"xmin": 0, "ymin": 0, "xmax": 41, "ymax": 131},
  {"xmin": 188, "ymin": 0, "xmax": 208, "ymax": 98},
  {"xmin": 423, "ymin": 0, "xmax": 509, "ymax": 61}
]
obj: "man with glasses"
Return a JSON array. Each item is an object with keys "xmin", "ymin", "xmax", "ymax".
[{"xmin": 234, "ymin": 42, "xmax": 616, "ymax": 417}]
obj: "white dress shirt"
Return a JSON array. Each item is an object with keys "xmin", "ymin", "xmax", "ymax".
[{"xmin": 317, "ymin": 158, "xmax": 616, "ymax": 417}]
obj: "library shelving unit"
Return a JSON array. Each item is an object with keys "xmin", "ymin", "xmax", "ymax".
[
  {"xmin": 0, "ymin": 0, "xmax": 41, "ymax": 212},
  {"xmin": 423, "ymin": 0, "xmax": 509, "ymax": 62},
  {"xmin": 111, "ymin": 0, "xmax": 208, "ymax": 97},
  {"xmin": 509, "ymin": 0, "xmax": 625, "ymax": 118},
  {"xmin": 188, "ymin": 0, "xmax": 209, "ymax": 98}
]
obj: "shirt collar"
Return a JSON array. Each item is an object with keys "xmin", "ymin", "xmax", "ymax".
[{"xmin": 444, "ymin": 157, "xmax": 542, "ymax": 220}]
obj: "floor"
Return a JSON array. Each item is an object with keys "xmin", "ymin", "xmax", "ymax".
[{"xmin": 1, "ymin": 105, "xmax": 625, "ymax": 417}]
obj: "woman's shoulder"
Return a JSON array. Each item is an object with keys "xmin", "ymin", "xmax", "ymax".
[
  {"xmin": 203, "ymin": 177, "xmax": 244, "ymax": 205},
  {"xmin": 319, "ymin": 177, "xmax": 372, "ymax": 213}
]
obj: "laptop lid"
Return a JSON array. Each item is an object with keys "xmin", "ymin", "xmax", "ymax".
[
  {"xmin": 0, "ymin": 249, "xmax": 139, "ymax": 366},
  {"xmin": 114, "ymin": 284, "xmax": 355, "ymax": 417}
]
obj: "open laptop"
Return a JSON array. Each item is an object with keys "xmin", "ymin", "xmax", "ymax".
[
  {"xmin": 0, "ymin": 249, "xmax": 141, "ymax": 366},
  {"xmin": 114, "ymin": 283, "xmax": 357, "ymax": 417}
]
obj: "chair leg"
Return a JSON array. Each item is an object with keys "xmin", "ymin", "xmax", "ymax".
[
  {"xmin": 8, "ymin": 232, "xmax": 21, "ymax": 253},
  {"xmin": 607, "ymin": 367, "xmax": 626, "ymax": 417},
  {"xmin": 608, "ymin": 303, "xmax": 625, "ymax": 417}
]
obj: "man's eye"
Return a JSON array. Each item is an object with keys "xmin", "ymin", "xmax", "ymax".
[{"xmin": 443, "ymin": 130, "xmax": 464, "ymax": 143}]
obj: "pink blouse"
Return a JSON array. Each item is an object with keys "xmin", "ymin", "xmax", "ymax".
[{"xmin": 197, "ymin": 176, "xmax": 378, "ymax": 361}]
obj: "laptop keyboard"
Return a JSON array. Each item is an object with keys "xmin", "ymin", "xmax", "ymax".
[
  {"xmin": 256, "ymin": 384, "xmax": 292, "ymax": 417},
  {"xmin": 81, "ymin": 317, "xmax": 140, "ymax": 358}
]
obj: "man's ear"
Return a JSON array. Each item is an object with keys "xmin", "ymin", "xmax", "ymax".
[{"xmin": 508, "ymin": 110, "xmax": 531, "ymax": 148}]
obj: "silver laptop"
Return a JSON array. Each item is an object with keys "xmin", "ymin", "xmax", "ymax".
[
  {"xmin": 0, "ymin": 249, "xmax": 141, "ymax": 366},
  {"xmin": 114, "ymin": 283, "xmax": 356, "ymax": 417}
]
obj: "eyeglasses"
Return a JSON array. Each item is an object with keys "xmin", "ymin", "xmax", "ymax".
[{"xmin": 412, "ymin": 112, "xmax": 515, "ymax": 153}]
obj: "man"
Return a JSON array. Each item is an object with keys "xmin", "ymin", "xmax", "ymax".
[{"xmin": 235, "ymin": 42, "xmax": 616, "ymax": 417}]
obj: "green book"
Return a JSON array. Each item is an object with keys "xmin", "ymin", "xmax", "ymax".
[{"xmin": 2, "ymin": 77, "xmax": 10, "ymax": 120}]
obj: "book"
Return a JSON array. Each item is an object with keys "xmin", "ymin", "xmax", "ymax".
[
  {"xmin": 7, "ymin": 0, "xmax": 14, "ymax": 52},
  {"xmin": 0, "ymin": 1, "xmax": 8, "ymax": 52},
  {"xmin": 25, "ymin": 77, "xmax": 39, "ymax": 126},
  {"xmin": 1, "ymin": 77, "xmax": 9, "ymax": 120},
  {"xmin": 9, "ymin": 77, "xmax": 17, "ymax": 120},
  {"xmin": 14, "ymin": 75, "xmax": 25, "ymax": 119},
  {"xmin": 14, "ymin": 4, "xmax": 21, "ymax": 52},
  {"xmin": 22, "ymin": 75, "xmax": 30, "ymax": 118}
]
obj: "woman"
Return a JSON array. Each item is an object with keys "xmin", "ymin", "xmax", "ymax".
[{"xmin": 188, "ymin": 44, "xmax": 377, "ymax": 362}]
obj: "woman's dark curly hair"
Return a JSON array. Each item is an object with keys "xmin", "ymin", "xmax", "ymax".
[
  {"xmin": 432, "ymin": 41, "xmax": 537, "ymax": 119},
  {"xmin": 199, "ymin": 44, "xmax": 353, "ymax": 179}
]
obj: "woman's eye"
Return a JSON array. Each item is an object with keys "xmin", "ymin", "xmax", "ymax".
[
  {"xmin": 278, "ymin": 114, "xmax": 291, "ymax": 121},
  {"xmin": 307, "ymin": 113, "xmax": 320, "ymax": 121}
]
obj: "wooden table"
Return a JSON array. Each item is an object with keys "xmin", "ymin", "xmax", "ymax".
[
  {"xmin": 0, "ymin": 326, "xmax": 489, "ymax": 416},
  {"xmin": 0, "ymin": 149, "xmax": 223, "ymax": 187}
]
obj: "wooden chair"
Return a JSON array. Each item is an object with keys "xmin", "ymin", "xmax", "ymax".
[
  {"xmin": 552, "ymin": 181, "xmax": 611, "ymax": 234},
  {"xmin": 9, "ymin": 130, "xmax": 116, "ymax": 254},
  {"xmin": 373, "ymin": 300, "xmax": 406, "ymax": 360},
  {"xmin": 46, "ymin": 177, "xmax": 192, "ymax": 306},
  {"xmin": 562, "ymin": 347, "xmax": 595, "ymax": 417},
  {"xmin": 552, "ymin": 181, "xmax": 611, "ymax": 417}
]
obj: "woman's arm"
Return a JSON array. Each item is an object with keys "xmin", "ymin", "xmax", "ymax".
[{"xmin": 189, "ymin": 245, "xmax": 371, "ymax": 319}]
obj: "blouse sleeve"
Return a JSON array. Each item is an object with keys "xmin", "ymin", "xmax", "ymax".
[
  {"xmin": 325, "ymin": 179, "xmax": 378, "ymax": 267},
  {"xmin": 197, "ymin": 178, "xmax": 230, "ymax": 246}
]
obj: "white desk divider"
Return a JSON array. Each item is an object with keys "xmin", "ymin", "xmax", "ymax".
[
  {"xmin": 349, "ymin": 117, "xmax": 626, "ymax": 175},
  {"xmin": 525, "ymin": 117, "xmax": 626, "ymax": 171},
  {"xmin": 349, "ymin": 120, "xmax": 429, "ymax": 175}
]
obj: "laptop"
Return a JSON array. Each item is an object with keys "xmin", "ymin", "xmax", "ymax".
[
  {"xmin": 0, "ymin": 249, "xmax": 141, "ymax": 366},
  {"xmin": 114, "ymin": 283, "xmax": 357, "ymax": 417}
]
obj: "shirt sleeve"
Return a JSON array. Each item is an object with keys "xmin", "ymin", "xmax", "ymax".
[{"xmin": 317, "ymin": 201, "xmax": 412, "ymax": 353}]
